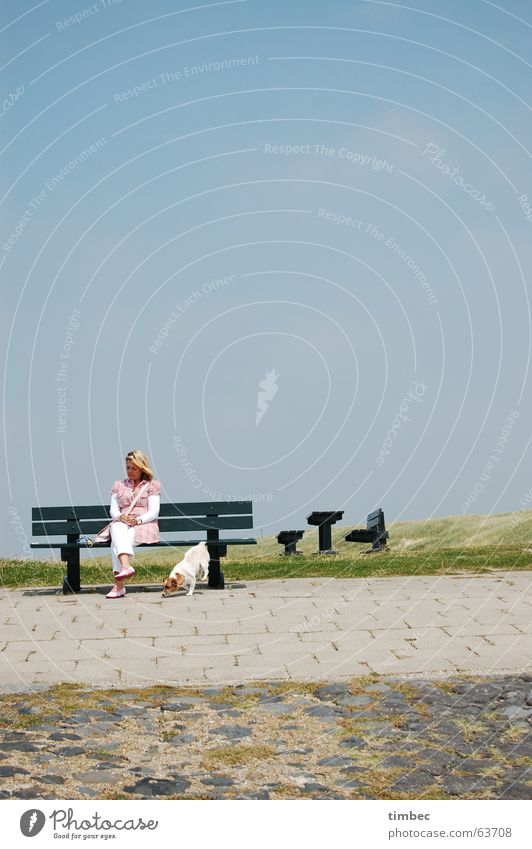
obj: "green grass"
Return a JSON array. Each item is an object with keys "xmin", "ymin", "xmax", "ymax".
[
  {"xmin": 2, "ymin": 510, "xmax": 532, "ymax": 589},
  {"xmin": 1, "ymin": 546, "xmax": 530, "ymax": 589}
]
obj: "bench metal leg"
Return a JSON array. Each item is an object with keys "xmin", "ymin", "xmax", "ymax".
[
  {"xmin": 207, "ymin": 530, "xmax": 225, "ymax": 589},
  {"xmin": 61, "ymin": 541, "xmax": 81, "ymax": 593},
  {"xmin": 318, "ymin": 523, "xmax": 335, "ymax": 554}
]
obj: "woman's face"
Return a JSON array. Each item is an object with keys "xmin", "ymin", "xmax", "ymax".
[{"xmin": 126, "ymin": 460, "xmax": 142, "ymax": 482}]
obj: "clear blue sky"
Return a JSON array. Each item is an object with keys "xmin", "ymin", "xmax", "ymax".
[{"xmin": 2, "ymin": 0, "xmax": 532, "ymax": 556}]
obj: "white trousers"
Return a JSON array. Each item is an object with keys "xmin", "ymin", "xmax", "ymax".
[{"xmin": 110, "ymin": 521, "xmax": 137, "ymax": 574}]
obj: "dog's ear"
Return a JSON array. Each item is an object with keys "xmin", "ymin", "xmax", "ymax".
[{"xmin": 171, "ymin": 577, "xmax": 178, "ymax": 587}]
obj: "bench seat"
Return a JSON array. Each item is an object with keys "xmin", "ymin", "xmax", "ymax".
[{"xmin": 30, "ymin": 538, "xmax": 257, "ymax": 549}]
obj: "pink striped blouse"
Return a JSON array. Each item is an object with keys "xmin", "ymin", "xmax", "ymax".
[{"xmin": 110, "ymin": 478, "xmax": 161, "ymax": 544}]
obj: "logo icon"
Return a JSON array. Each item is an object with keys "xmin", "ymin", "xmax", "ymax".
[
  {"xmin": 20, "ymin": 810, "xmax": 46, "ymax": 837},
  {"xmin": 256, "ymin": 369, "xmax": 279, "ymax": 426}
]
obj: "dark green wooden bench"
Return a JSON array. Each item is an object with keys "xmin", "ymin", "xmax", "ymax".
[
  {"xmin": 344, "ymin": 508, "xmax": 389, "ymax": 552},
  {"xmin": 31, "ymin": 500, "xmax": 256, "ymax": 593}
]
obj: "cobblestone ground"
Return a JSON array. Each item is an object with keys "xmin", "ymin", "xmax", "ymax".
[{"xmin": 0, "ymin": 674, "xmax": 530, "ymax": 800}]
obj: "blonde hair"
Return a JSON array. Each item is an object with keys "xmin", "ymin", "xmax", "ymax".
[{"xmin": 125, "ymin": 450, "xmax": 154, "ymax": 481}]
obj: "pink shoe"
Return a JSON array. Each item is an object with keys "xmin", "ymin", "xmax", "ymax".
[
  {"xmin": 114, "ymin": 565, "xmax": 135, "ymax": 581},
  {"xmin": 106, "ymin": 586, "xmax": 126, "ymax": 599}
]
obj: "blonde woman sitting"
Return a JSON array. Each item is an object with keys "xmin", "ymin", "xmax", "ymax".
[{"xmin": 106, "ymin": 450, "xmax": 161, "ymax": 599}]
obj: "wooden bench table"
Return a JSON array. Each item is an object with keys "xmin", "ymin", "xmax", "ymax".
[
  {"xmin": 276, "ymin": 530, "xmax": 305, "ymax": 555},
  {"xmin": 307, "ymin": 510, "xmax": 344, "ymax": 554}
]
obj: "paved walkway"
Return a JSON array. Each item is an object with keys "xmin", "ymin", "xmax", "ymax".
[{"xmin": 1, "ymin": 572, "xmax": 530, "ymax": 692}]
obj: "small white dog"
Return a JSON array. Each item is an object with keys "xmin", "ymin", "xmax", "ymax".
[{"xmin": 162, "ymin": 541, "xmax": 210, "ymax": 597}]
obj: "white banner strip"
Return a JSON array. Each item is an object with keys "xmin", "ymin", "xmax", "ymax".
[{"xmin": 3, "ymin": 799, "xmax": 530, "ymax": 848}]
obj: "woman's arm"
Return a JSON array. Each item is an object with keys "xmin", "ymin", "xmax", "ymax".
[
  {"xmin": 110, "ymin": 493, "xmax": 121, "ymax": 520},
  {"xmin": 136, "ymin": 494, "xmax": 160, "ymax": 524}
]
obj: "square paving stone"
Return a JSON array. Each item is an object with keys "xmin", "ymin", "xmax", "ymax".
[
  {"xmin": 497, "ymin": 782, "xmax": 531, "ymax": 799},
  {"xmin": 339, "ymin": 736, "xmax": 366, "ymax": 749},
  {"xmin": 74, "ymin": 771, "xmax": 121, "ymax": 783},
  {"xmin": 300, "ymin": 783, "xmax": 330, "ymax": 794},
  {"xmin": 443, "ymin": 775, "xmax": 484, "ymax": 795},
  {"xmin": 0, "ymin": 765, "xmax": 30, "ymax": 777},
  {"xmin": 55, "ymin": 746, "xmax": 86, "ymax": 757},
  {"xmin": 75, "ymin": 786, "xmax": 100, "ymax": 797},
  {"xmin": 201, "ymin": 776, "xmax": 235, "ymax": 786},
  {"xmin": 318, "ymin": 756, "xmax": 354, "ymax": 767},
  {"xmin": 338, "ymin": 695, "xmax": 374, "ymax": 707},
  {"xmin": 123, "ymin": 777, "xmax": 191, "ymax": 796},
  {"xmin": 339, "ymin": 779, "xmax": 365, "ymax": 788},
  {"xmin": 459, "ymin": 758, "xmax": 497, "ymax": 772},
  {"xmin": 6, "ymin": 786, "xmax": 50, "ymax": 799},
  {"xmin": 256, "ymin": 703, "xmax": 294, "ymax": 715},
  {"xmin": 303, "ymin": 706, "xmax": 341, "ymax": 718},
  {"xmin": 114, "ymin": 706, "xmax": 147, "ymax": 717},
  {"xmin": 0, "ymin": 742, "xmax": 39, "ymax": 752},
  {"xmin": 393, "ymin": 771, "xmax": 437, "ymax": 790},
  {"xmin": 49, "ymin": 732, "xmax": 83, "ymax": 741},
  {"xmin": 40, "ymin": 774, "xmax": 65, "ymax": 784},
  {"xmin": 208, "ymin": 725, "xmax": 252, "ymax": 739},
  {"xmin": 314, "ymin": 685, "xmax": 351, "ymax": 701},
  {"xmin": 168, "ymin": 734, "xmax": 195, "ymax": 744},
  {"xmin": 382, "ymin": 756, "xmax": 412, "ymax": 768}
]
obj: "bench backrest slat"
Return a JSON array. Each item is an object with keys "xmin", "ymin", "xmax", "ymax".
[
  {"xmin": 32, "ymin": 510, "xmax": 253, "ymax": 537},
  {"xmin": 32, "ymin": 506, "xmax": 110, "ymax": 521},
  {"xmin": 32, "ymin": 500, "xmax": 252, "ymax": 523},
  {"xmin": 367, "ymin": 509, "xmax": 385, "ymax": 531},
  {"xmin": 159, "ymin": 501, "xmax": 252, "ymax": 517}
]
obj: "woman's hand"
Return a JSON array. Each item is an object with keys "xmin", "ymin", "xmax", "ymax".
[{"xmin": 118, "ymin": 513, "xmax": 136, "ymax": 526}]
